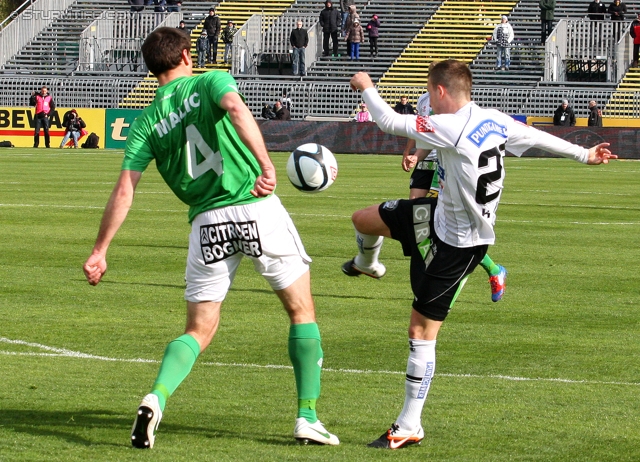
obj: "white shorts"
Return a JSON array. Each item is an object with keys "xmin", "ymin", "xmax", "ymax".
[{"xmin": 185, "ymin": 194, "xmax": 311, "ymax": 303}]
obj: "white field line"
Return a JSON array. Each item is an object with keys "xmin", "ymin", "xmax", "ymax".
[{"xmin": 1, "ymin": 337, "xmax": 639, "ymax": 387}]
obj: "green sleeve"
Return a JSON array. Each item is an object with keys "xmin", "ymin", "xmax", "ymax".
[{"xmin": 121, "ymin": 115, "xmax": 154, "ymax": 172}]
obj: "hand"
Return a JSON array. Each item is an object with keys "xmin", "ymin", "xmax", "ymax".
[
  {"xmin": 587, "ymin": 142, "xmax": 617, "ymax": 165},
  {"xmin": 83, "ymin": 252, "xmax": 107, "ymax": 286},
  {"xmin": 402, "ymin": 154, "xmax": 417, "ymax": 172},
  {"xmin": 251, "ymin": 165, "xmax": 276, "ymax": 197},
  {"xmin": 350, "ymin": 72, "xmax": 374, "ymax": 91}
]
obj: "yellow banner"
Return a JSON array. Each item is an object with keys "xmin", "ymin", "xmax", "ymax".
[{"xmin": 0, "ymin": 107, "xmax": 105, "ymax": 148}]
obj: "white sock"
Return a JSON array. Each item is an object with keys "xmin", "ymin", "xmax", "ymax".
[
  {"xmin": 353, "ymin": 229, "xmax": 383, "ymax": 268},
  {"xmin": 395, "ymin": 339, "xmax": 436, "ymax": 431}
]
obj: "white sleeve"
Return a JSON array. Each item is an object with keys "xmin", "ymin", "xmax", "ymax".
[
  {"xmin": 508, "ymin": 25, "xmax": 514, "ymax": 43},
  {"xmin": 506, "ymin": 119, "xmax": 589, "ymax": 163}
]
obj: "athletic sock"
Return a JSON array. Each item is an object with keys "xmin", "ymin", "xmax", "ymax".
[
  {"xmin": 353, "ymin": 229, "xmax": 384, "ymax": 269},
  {"xmin": 480, "ymin": 254, "xmax": 501, "ymax": 277},
  {"xmin": 150, "ymin": 334, "xmax": 201, "ymax": 412},
  {"xmin": 288, "ymin": 323, "xmax": 323, "ymax": 423},
  {"xmin": 395, "ymin": 339, "xmax": 436, "ymax": 431}
]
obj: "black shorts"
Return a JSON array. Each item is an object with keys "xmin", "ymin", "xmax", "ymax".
[
  {"xmin": 409, "ymin": 160, "xmax": 436, "ymax": 191},
  {"xmin": 378, "ymin": 198, "xmax": 487, "ymax": 322}
]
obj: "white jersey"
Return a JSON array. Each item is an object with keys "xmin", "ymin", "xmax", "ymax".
[
  {"xmin": 415, "ymin": 92, "xmax": 437, "ymax": 162},
  {"xmin": 363, "ymin": 87, "xmax": 589, "ymax": 248}
]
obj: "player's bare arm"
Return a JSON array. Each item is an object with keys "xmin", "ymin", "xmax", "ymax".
[
  {"xmin": 219, "ymin": 92, "xmax": 276, "ymax": 197},
  {"xmin": 587, "ymin": 142, "xmax": 617, "ymax": 164},
  {"xmin": 402, "ymin": 138, "xmax": 416, "ymax": 172},
  {"xmin": 83, "ymin": 169, "xmax": 142, "ymax": 285}
]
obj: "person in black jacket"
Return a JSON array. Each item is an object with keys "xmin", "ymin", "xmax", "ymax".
[
  {"xmin": 204, "ymin": 8, "xmax": 221, "ymax": 63},
  {"xmin": 553, "ymin": 99, "xmax": 576, "ymax": 126},
  {"xmin": 59, "ymin": 109, "xmax": 86, "ymax": 148},
  {"xmin": 587, "ymin": 101, "xmax": 603, "ymax": 127},
  {"xmin": 587, "ymin": 0, "xmax": 607, "ymax": 20},
  {"xmin": 394, "ymin": 96, "xmax": 416, "ymax": 115},
  {"xmin": 319, "ymin": 0, "xmax": 341, "ymax": 57},
  {"xmin": 290, "ymin": 20, "xmax": 309, "ymax": 76},
  {"xmin": 274, "ymin": 101, "xmax": 291, "ymax": 120}
]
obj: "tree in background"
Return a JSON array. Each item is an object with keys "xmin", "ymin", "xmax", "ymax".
[{"xmin": 0, "ymin": 0, "xmax": 24, "ymax": 25}]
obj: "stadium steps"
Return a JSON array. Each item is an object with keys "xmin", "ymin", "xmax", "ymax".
[
  {"xmin": 376, "ymin": 0, "xmax": 519, "ymax": 89},
  {"xmin": 604, "ymin": 67, "xmax": 640, "ymax": 117},
  {"xmin": 303, "ymin": 0, "xmax": 441, "ymax": 82},
  {"xmin": 120, "ymin": 0, "xmax": 294, "ymax": 108}
]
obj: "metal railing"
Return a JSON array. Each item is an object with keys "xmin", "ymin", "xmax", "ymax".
[
  {"xmin": 0, "ymin": 0, "xmax": 75, "ymax": 68},
  {"xmin": 78, "ymin": 12, "xmax": 181, "ymax": 73},
  {"xmin": 545, "ymin": 19, "xmax": 633, "ymax": 82}
]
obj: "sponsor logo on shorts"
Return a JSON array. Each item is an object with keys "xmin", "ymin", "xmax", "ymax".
[
  {"xmin": 466, "ymin": 119, "xmax": 507, "ymax": 147},
  {"xmin": 416, "ymin": 115, "xmax": 434, "ymax": 133},
  {"xmin": 200, "ymin": 220, "xmax": 262, "ymax": 264},
  {"xmin": 382, "ymin": 200, "xmax": 399, "ymax": 210}
]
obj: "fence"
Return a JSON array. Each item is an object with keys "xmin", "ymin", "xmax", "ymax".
[
  {"xmin": 0, "ymin": 0, "xmax": 75, "ymax": 68},
  {"xmin": 545, "ymin": 19, "xmax": 633, "ymax": 82},
  {"xmin": 78, "ymin": 11, "xmax": 181, "ymax": 73}
]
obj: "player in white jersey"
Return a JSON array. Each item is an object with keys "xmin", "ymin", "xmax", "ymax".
[
  {"xmin": 346, "ymin": 60, "xmax": 615, "ymax": 449},
  {"xmin": 347, "ymin": 90, "xmax": 508, "ymax": 302}
]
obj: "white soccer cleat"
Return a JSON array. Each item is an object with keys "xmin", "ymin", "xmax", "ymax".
[
  {"xmin": 341, "ymin": 258, "xmax": 387, "ymax": 279},
  {"xmin": 294, "ymin": 418, "xmax": 340, "ymax": 445},
  {"xmin": 368, "ymin": 423, "xmax": 424, "ymax": 449},
  {"xmin": 131, "ymin": 393, "xmax": 162, "ymax": 449}
]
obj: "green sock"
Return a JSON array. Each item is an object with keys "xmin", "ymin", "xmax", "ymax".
[
  {"xmin": 288, "ymin": 323, "xmax": 322, "ymax": 423},
  {"xmin": 150, "ymin": 334, "xmax": 201, "ymax": 412},
  {"xmin": 480, "ymin": 254, "xmax": 501, "ymax": 277}
]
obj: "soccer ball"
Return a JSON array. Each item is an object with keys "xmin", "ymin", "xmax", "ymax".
[{"xmin": 286, "ymin": 143, "xmax": 338, "ymax": 193}]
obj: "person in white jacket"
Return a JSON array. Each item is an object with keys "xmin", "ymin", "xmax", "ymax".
[{"xmin": 492, "ymin": 15, "xmax": 514, "ymax": 70}]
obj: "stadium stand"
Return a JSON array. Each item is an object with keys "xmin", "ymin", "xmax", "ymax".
[{"xmin": 2, "ymin": 0, "xmax": 640, "ymax": 120}]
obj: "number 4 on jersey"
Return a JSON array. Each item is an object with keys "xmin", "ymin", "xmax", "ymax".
[{"xmin": 186, "ymin": 124, "xmax": 223, "ymax": 179}]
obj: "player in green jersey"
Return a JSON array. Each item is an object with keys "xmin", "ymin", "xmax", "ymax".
[{"xmin": 83, "ymin": 27, "xmax": 339, "ymax": 449}]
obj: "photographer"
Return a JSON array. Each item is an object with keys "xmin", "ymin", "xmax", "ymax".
[
  {"xmin": 29, "ymin": 86, "xmax": 55, "ymax": 148},
  {"xmin": 261, "ymin": 103, "xmax": 276, "ymax": 120},
  {"xmin": 60, "ymin": 109, "xmax": 86, "ymax": 148}
]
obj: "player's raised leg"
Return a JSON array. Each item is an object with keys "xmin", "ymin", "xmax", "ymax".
[
  {"xmin": 479, "ymin": 254, "xmax": 507, "ymax": 302},
  {"xmin": 342, "ymin": 205, "xmax": 390, "ymax": 279},
  {"xmin": 275, "ymin": 271, "xmax": 339, "ymax": 445}
]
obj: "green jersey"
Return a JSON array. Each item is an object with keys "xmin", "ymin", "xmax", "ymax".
[{"xmin": 123, "ymin": 71, "xmax": 264, "ymax": 222}]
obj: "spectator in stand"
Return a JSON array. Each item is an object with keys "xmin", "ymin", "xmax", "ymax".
[
  {"xmin": 166, "ymin": 0, "xmax": 181, "ymax": 12},
  {"xmin": 492, "ymin": 15, "xmax": 514, "ymax": 71},
  {"xmin": 608, "ymin": 0, "xmax": 627, "ymax": 20},
  {"xmin": 176, "ymin": 21, "xmax": 190, "ymax": 37},
  {"xmin": 344, "ymin": 5, "xmax": 360, "ymax": 59},
  {"xmin": 346, "ymin": 18, "xmax": 364, "ymax": 61},
  {"xmin": 540, "ymin": 0, "xmax": 556, "ymax": 42},
  {"xmin": 340, "ymin": 0, "xmax": 354, "ymax": 36},
  {"xmin": 319, "ymin": 1, "xmax": 341, "ymax": 57},
  {"xmin": 394, "ymin": 96, "xmax": 416, "ymax": 115},
  {"xmin": 281, "ymin": 92, "xmax": 293, "ymax": 111},
  {"xmin": 204, "ymin": 7, "xmax": 221, "ymax": 63},
  {"xmin": 290, "ymin": 20, "xmax": 309, "ymax": 76},
  {"xmin": 588, "ymin": 100, "xmax": 603, "ymax": 127},
  {"xmin": 153, "ymin": 0, "xmax": 166, "ymax": 26},
  {"xmin": 631, "ymin": 12, "xmax": 640, "ymax": 67},
  {"xmin": 196, "ymin": 30, "xmax": 208, "ymax": 67},
  {"xmin": 59, "ymin": 109, "xmax": 86, "ymax": 149},
  {"xmin": 366, "ymin": 14, "xmax": 380, "ymax": 57},
  {"xmin": 587, "ymin": 0, "xmax": 607, "ymax": 20},
  {"xmin": 553, "ymin": 99, "xmax": 576, "ymax": 126},
  {"xmin": 274, "ymin": 101, "xmax": 291, "ymax": 120},
  {"xmin": 129, "ymin": 0, "xmax": 145, "ymax": 12},
  {"xmin": 29, "ymin": 86, "xmax": 55, "ymax": 148},
  {"xmin": 221, "ymin": 20, "xmax": 238, "ymax": 64},
  {"xmin": 355, "ymin": 102, "xmax": 372, "ymax": 122}
]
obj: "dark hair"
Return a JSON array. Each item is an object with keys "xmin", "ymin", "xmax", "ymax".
[
  {"xmin": 142, "ymin": 27, "xmax": 191, "ymax": 77},
  {"xmin": 429, "ymin": 60, "xmax": 471, "ymax": 99}
]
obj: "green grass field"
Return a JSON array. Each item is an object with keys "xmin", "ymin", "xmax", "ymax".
[{"xmin": 1, "ymin": 148, "xmax": 639, "ymax": 461}]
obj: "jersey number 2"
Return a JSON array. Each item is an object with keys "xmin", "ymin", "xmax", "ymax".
[
  {"xmin": 475, "ymin": 144, "xmax": 504, "ymax": 205},
  {"xmin": 186, "ymin": 124, "xmax": 223, "ymax": 179}
]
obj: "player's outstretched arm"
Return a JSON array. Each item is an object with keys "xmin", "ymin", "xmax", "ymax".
[
  {"xmin": 83, "ymin": 169, "xmax": 141, "ymax": 286},
  {"xmin": 587, "ymin": 142, "xmax": 617, "ymax": 164},
  {"xmin": 219, "ymin": 92, "xmax": 276, "ymax": 197}
]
